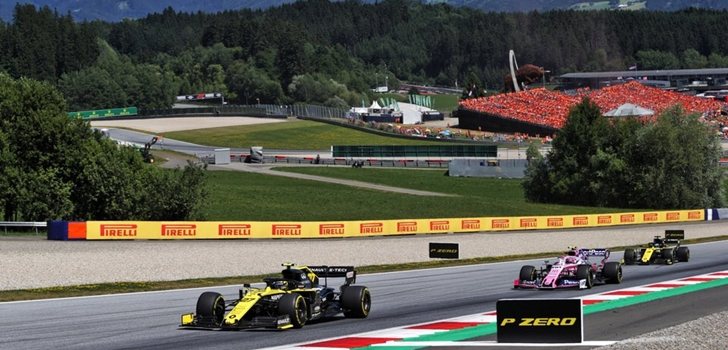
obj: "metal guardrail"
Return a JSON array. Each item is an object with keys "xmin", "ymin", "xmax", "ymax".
[
  {"xmin": 201, "ymin": 154, "xmax": 451, "ymax": 168},
  {"xmin": 0, "ymin": 221, "xmax": 47, "ymax": 234},
  {"xmin": 135, "ymin": 104, "xmax": 347, "ymax": 119}
]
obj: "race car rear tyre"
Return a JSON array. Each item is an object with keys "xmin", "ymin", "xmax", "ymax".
[
  {"xmin": 662, "ymin": 248, "xmax": 674, "ymax": 265},
  {"xmin": 602, "ymin": 262, "xmax": 622, "ymax": 284},
  {"xmin": 576, "ymin": 265, "xmax": 593, "ymax": 289},
  {"xmin": 279, "ymin": 293, "xmax": 307, "ymax": 328},
  {"xmin": 623, "ymin": 249, "xmax": 637, "ymax": 265},
  {"xmin": 676, "ymin": 247, "xmax": 690, "ymax": 262},
  {"xmin": 519, "ymin": 265, "xmax": 536, "ymax": 282},
  {"xmin": 196, "ymin": 292, "xmax": 225, "ymax": 326},
  {"xmin": 342, "ymin": 286, "xmax": 371, "ymax": 318}
]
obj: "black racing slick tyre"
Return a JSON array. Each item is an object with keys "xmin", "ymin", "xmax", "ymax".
[
  {"xmin": 196, "ymin": 292, "xmax": 225, "ymax": 326},
  {"xmin": 676, "ymin": 247, "xmax": 690, "ymax": 262},
  {"xmin": 623, "ymin": 249, "xmax": 637, "ymax": 265},
  {"xmin": 603, "ymin": 262, "xmax": 623, "ymax": 284},
  {"xmin": 519, "ymin": 265, "xmax": 536, "ymax": 282},
  {"xmin": 662, "ymin": 248, "xmax": 674, "ymax": 265},
  {"xmin": 342, "ymin": 286, "xmax": 371, "ymax": 318},
  {"xmin": 279, "ymin": 293, "xmax": 307, "ymax": 328},
  {"xmin": 576, "ymin": 265, "xmax": 593, "ymax": 289}
]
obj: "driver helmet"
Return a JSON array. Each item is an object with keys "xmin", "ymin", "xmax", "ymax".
[
  {"xmin": 272, "ymin": 280, "xmax": 288, "ymax": 289},
  {"xmin": 566, "ymin": 246, "xmax": 578, "ymax": 256}
]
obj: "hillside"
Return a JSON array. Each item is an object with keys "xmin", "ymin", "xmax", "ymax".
[{"xmin": 2, "ymin": 0, "xmax": 727, "ymax": 22}]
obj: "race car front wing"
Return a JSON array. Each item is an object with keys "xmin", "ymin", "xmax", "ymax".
[
  {"xmin": 180, "ymin": 313, "xmax": 293, "ymax": 330},
  {"xmin": 514, "ymin": 278, "xmax": 589, "ymax": 289}
]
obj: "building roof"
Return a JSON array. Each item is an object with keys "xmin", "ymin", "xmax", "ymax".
[
  {"xmin": 560, "ymin": 68, "xmax": 728, "ymax": 79},
  {"xmin": 603, "ymin": 103, "xmax": 654, "ymax": 117}
]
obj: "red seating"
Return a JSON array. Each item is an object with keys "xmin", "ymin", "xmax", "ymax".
[{"xmin": 459, "ymin": 82, "xmax": 724, "ymax": 131}]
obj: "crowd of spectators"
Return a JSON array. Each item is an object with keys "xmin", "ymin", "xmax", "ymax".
[{"xmin": 460, "ymin": 81, "xmax": 725, "ymax": 132}]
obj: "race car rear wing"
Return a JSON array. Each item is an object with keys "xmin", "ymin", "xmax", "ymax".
[
  {"xmin": 308, "ymin": 266, "xmax": 357, "ymax": 285},
  {"xmin": 664, "ymin": 230, "xmax": 684, "ymax": 243}
]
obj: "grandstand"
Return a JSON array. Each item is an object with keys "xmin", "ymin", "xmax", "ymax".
[{"xmin": 457, "ymin": 81, "xmax": 725, "ymax": 136}]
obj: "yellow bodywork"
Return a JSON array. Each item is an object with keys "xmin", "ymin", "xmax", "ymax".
[
  {"xmin": 181, "ymin": 313, "xmax": 194, "ymax": 325},
  {"xmin": 223, "ymin": 288, "xmax": 287, "ymax": 326},
  {"xmin": 641, "ymin": 248, "xmax": 655, "ymax": 263}
]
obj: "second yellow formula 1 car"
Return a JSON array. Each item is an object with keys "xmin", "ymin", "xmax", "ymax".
[
  {"xmin": 180, "ymin": 263, "xmax": 370, "ymax": 330},
  {"xmin": 623, "ymin": 230, "xmax": 690, "ymax": 265}
]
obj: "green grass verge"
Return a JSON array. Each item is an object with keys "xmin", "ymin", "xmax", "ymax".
[
  {"xmin": 3, "ymin": 235, "xmax": 726, "ymax": 302},
  {"xmin": 163, "ymin": 119, "xmax": 441, "ymax": 150},
  {"xmin": 150, "ymin": 149, "xmax": 198, "ymax": 165},
  {"xmin": 431, "ymin": 94, "xmax": 460, "ymax": 113},
  {"xmin": 0, "ymin": 230, "xmax": 44, "ymax": 237},
  {"xmin": 203, "ymin": 168, "xmax": 623, "ymax": 221}
]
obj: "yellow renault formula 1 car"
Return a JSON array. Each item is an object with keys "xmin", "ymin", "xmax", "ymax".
[
  {"xmin": 623, "ymin": 230, "xmax": 690, "ymax": 265},
  {"xmin": 180, "ymin": 263, "xmax": 370, "ymax": 330}
]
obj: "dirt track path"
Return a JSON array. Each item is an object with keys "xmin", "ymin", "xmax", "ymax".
[{"xmin": 211, "ymin": 163, "xmax": 456, "ymax": 197}]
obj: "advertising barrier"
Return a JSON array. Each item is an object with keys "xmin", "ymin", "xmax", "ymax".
[
  {"xmin": 429, "ymin": 242, "xmax": 459, "ymax": 259},
  {"xmin": 497, "ymin": 298, "xmax": 583, "ymax": 343},
  {"xmin": 48, "ymin": 209, "xmax": 704, "ymax": 240},
  {"xmin": 67, "ymin": 107, "xmax": 138, "ymax": 119}
]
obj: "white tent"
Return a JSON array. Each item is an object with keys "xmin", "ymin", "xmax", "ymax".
[
  {"xmin": 604, "ymin": 103, "xmax": 654, "ymax": 117},
  {"xmin": 369, "ymin": 101, "xmax": 381, "ymax": 109}
]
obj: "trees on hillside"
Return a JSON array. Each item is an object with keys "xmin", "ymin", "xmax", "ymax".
[
  {"xmin": 0, "ymin": 73, "xmax": 207, "ymax": 221},
  {"xmin": 7, "ymin": 3, "xmax": 728, "ymax": 109},
  {"xmin": 2, "ymin": 5, "xmax": 98, "ymax": 81},
  {"xmin": 522, "ymin": 98, "xmax": 722, "ymax": 209}
]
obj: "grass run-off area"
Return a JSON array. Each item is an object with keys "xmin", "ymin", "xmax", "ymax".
[
  {"xmin": 203, "ymin": 167, "xmax": 628, "ymax": 221},
  {"xmin": 163, "ymin": 119, "xmax": 445, "ymax": 150}
]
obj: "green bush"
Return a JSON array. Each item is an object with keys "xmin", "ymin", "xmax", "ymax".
[{"xmin": 523, "ymin": 98, "xmax": 722, "ymax": 209}]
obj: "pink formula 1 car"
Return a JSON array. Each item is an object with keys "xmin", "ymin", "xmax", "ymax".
[{"xmin": 514, "ymin": 247, "xmax": 623, "ymax": 289}]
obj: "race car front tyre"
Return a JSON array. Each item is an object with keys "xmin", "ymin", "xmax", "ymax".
[
  {"xmin": 576, "ymin": 265, "xmax": 593, "ymax": 288},
  {"xmin": 196, "ymin": 292, "xmax": 225, "ymax": 326},
  {"xmin": 519, "ymin": 265, "xmax": 536, "ymax": 283},
  {"xmin": 342, "ymin": 286, "xmax": 371, "ymax": 318},
  {"xmin": 623, "ymin": 249, "xmax": 637, "ymax": 265},
  {"xmin": 676, "ymin": 247, "xmax": 690, "ymax": 262},
  {"xmin": 602, "ymin": 261, "xmax": 623, "ymax": 284},
  {"xmin": 662, "ymin": 248, "xmax": 674, "ymax": 265},
  {"xmin": 279, "ymin": 293, "xmax": 307, "ymax": 328}
]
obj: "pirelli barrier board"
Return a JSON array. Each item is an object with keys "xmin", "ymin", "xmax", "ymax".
[
  {"xmin": 48, "ymin": 209, "xmax": 705, "ymax": 240},
  {"xmin": 497, "ymin": 299, "xmax": 583, "ymax": 343}
]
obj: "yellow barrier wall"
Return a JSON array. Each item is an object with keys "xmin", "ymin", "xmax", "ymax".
[{"xmin": 84, "ymin": 209, "xmax": 704, "ymax": 240}]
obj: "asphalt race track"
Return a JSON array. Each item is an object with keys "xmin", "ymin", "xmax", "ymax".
[
  {"xmin": 448, "ymin": 284, "xmax": 728, "ymax": 350},
  {"xmin": 1, "ymin": 238, "xmax": 727, "ymax": 350}
]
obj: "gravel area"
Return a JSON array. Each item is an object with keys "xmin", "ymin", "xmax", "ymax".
[
  {"xmin": 0, "ymin": 221, "xmax": 725, "ymax": 291},
  {"xmin": 599, "ymin": 311, "xmax": 728, "ymax": 349},
  {"xmin": 90, "ymin": 116, "xmax": 286, "ymax": 133}
]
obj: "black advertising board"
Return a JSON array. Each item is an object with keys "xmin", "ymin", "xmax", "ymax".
[
  {"xmin": 429, "ymin": 242, "xmax": 459, "ymax": 259},
  {"xmin": 664, "ymin": 230, "xmax": 685, "ymax": 240},
  {"xmin": 497, "ymin": 298, "xmax": 583, "ymax": 343}
]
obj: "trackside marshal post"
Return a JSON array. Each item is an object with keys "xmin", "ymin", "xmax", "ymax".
[{"xmin": 497, "ymin": 299, "xmax": 583, "ymax": 343}]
